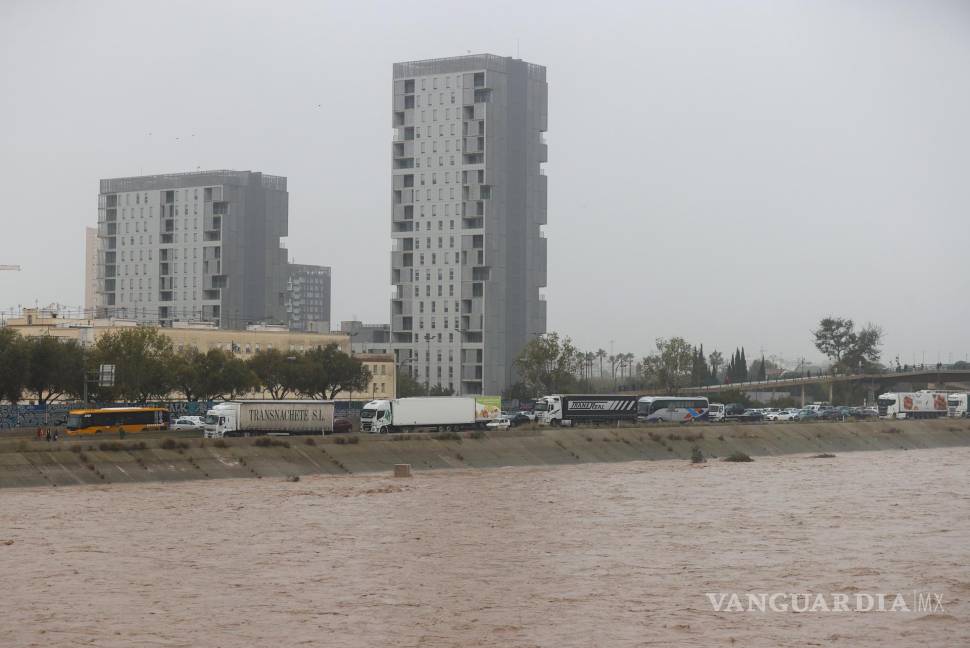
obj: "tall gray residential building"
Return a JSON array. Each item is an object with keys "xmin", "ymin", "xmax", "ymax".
[
  {"xmin": 96, "ymin": 170, "xmax": 288, "ymax": 328},
  {"xmin": 286, "ymin": 263, "xmax": 331, "ymax": 332},
  {"xmin": 390, "ymin": 55, "xmax": 548, "ymax": 395}
]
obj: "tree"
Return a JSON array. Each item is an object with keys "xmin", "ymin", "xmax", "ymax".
[
  {"xmin": 23, "ymin": 336, "xmax": 85, "ymax": 404},
  {"xmin": 429, "ymin": 384, "xmax": 454, "ymax": 396},
  {"xmin": 248, "ymin": 348, "xmax": 301, "ymax": 399},
  {"xmin": 813, "ymin": 316, "xmax": 883, "ymax": 372},
  {"xmin": 213, "ymin": 352, "xmax": 259, "ymax": 399},
  {"xmin": 396, "ymin": 369, "xmax": 424, "ymax": 397},
  {"xmin": 514, "ymin": 333, "xmax": 580, "ymax": 395},
  {"xmin": 708, "ymin": 350, "xmax": 723, "ymax": 384},
  {"xmin": 0, "ymin": 329, "xmax": 28, "ymax": 403},
  {"xmin": 503, "ymin": 381, "xmax": 534, "ymax": 401},
  {"xmin": 596, "ymin": 349, "xmax": 607, "ymax": 377},
  {"xmin": 93, "ymin": 328, "xmax": 176, "ymax": 402},
  {"xmin": 690, "ymin": 344, "xmax": 709, "ymax": 386},
  {"xmin": 640, "ymin": 337, "xmax": 695, "ymax": 394},
  {"xmin": 172, "ymin": 347, "xmax": 206, "ymax": 401},
  {"xmin": 297, "ymin": 344, "xmax": 371, "ymax": 400}
]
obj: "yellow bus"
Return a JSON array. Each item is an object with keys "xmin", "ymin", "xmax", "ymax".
[{"xmin": 65, "ymin": 407, "xmax": 171, "ymax": 436}]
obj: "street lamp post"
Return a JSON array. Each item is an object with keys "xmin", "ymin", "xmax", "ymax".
[{"xmin": 424, "ymin": 333, "xmax": 433, "ymax": 395}]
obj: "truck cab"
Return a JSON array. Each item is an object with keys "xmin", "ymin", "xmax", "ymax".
[
  {"xmin": 534, "ymin": 396, "xmax": 561, "ymax": 425},
  {"xmin": 708, "ymin": 403, "xmax": 725, "ymax": 422},
  {"xmin": 203, "ymin": 402, "xmax": 237, "ymax": 438},
  {"xmin": 360, "ymin": 400, "xmax": 392, "ymax": 434}
]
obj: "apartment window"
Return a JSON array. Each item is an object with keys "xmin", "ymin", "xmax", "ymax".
[
  {"xmin": 449, "ymin": 285, "xmax": 454, "ymax": 296},
  {"xmin": 449, "ymin": 220, "xmax": 454, "ymax": 230},
  {"xmin": 425, "ymin": 286, "xmax": 430, "ymax": 296}
]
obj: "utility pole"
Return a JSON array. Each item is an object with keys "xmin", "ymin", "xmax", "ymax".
[{"xmin": 424, "ymin": 333, "xmax": 433, "ymax": 395}]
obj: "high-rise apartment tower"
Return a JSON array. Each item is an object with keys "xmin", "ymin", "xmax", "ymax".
[
  {"xmin": 390, "ymin": 54, "xmax": 548, "ymax": 395},
  {"xmin": 96, "ymin": 170, "xmax": 288, "ymax": 328}
]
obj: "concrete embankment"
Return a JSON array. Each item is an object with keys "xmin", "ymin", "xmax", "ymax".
[{"xmin": 2, "ymin": 419, "xmax": 969, "ymax": 489}]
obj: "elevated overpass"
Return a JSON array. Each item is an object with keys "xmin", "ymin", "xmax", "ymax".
[{"xmin": 629, "ymin": 370, "xmax": 970, "ymax": 405}]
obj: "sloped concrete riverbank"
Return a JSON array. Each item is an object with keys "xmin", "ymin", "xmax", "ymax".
[{"xmin": 1, "ymin": 418, "xmax": 969, "ymax": 489}]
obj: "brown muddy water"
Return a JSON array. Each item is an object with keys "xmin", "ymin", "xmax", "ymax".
[{"xmin": 2, "ymin": 448, "xmax": 968, "ymax": 647}]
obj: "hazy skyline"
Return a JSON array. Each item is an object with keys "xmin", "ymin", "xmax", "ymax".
[{"xmin": 2, "ymin": 0, "xmax": 968, "ymax": 367}]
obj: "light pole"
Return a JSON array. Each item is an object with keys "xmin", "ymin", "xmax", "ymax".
[{"xmin": 424, "ymin": 333, "xmax": 433, "ymax": 395}]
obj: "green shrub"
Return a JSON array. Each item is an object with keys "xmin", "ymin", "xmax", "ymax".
[
  {"xmin": 304, "ymin": 437, "xmax": 316, "ymax": 446},
  {"xmin": 432, "ymin": 431, "xmax": 462, "ymax": 441},
  {"xmin": 690, "ymin": 446, "xmax": 705, "ymax": 463},
  {"xmin": 811, "ymin": 453, "xmax": 836, "ymax": 458},
  {"xmin": 723, "ymin": 452, "xmax": 753, "ymax": 462}
]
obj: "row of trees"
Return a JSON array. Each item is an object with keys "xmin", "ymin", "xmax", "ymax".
[
  {"xmin": 509, "ymin": 316, "xmax": 885, "ymax": 398},
  {"xmin": 0, "ymin": 328, "xmax": 371, "ymax": 405}
]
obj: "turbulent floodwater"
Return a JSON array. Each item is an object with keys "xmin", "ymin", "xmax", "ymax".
[{"xmin": 2, "ymin": 448, "xmax": 969, "ymax": 647}]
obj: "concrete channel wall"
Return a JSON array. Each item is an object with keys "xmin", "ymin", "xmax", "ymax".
[{"xmin": 2, "ymin": 419, "xmax": 969, "ymax": 489}]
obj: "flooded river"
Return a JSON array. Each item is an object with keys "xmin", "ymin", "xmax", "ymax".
[{"xmin": 2, "ymin": 448, "xmax": 968, "ymax": 646}]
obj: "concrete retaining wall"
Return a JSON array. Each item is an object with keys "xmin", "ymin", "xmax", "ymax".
[{"xmin": 2, "ymin": 419, "xmax": 969, "ymax": 489}]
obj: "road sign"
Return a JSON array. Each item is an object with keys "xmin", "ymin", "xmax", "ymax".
[{"xmin": 99, "ymin": 364, "xmax": 116, "ymax": 387}]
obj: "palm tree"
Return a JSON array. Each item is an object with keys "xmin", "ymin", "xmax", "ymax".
[{"xmin": 597, "ymin": 349, "xmax": 607, "ymax": 378}]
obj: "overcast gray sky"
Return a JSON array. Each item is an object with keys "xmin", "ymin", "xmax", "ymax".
[{"xmin": 2, "ymin": 0, "xmax": 968, "ymax": 366}]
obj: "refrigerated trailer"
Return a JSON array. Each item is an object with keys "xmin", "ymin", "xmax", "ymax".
[
  {"xmin": 877, "ymin": 392, "xmax": 948, "ymax": 419},
  {"xmin": 203, "ymin": 400, "xmax": 335, "ymax": 437},
  {"xmin": 360, "ymin": 396, "xmax": 501, "ymax": 434},
  {"xmin": 535, "ymin": 394, "xmax": 640, "ymax": 426}
]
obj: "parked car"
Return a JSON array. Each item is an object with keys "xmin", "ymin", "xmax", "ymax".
[
  {"xmin": 743, "ymin": 409, "xmax": 765, "ymax": 422},
  {"xmin": 821, "ymin": 409, "xmax": 847, "ymax": 421},
  {"xmin": 486, "ymin": 416, "xmax": 512, "ymax": 430},
  {"xmin": 766, "ymin": 410, "xmax": 796, "ymax": 422},
  {"xmin": 796, "ymin": 409, "xmax": 819, "ymax": 421},
  {"xmin": 332, "ymin": 417, "xmax": 353, "ymax": 434},
  {"xmin": 859, "ymin": 407, "xmax": 879, "ymax": 418},
  {"xmin": 172, "ymin": 416, "xmax": 204, "ymax": 431},
  {"xmin": 509, "ymin": 413, "xmax": 532, "ymax": 427},
  {"xmin": 517, "ymin": 411, "xmax": 536, "ymax": 422}
]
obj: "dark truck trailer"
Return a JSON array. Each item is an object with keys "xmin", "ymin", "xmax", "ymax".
[{"xmin": 541, "ymin": 394, "xmax": 640, "ymax": 425}]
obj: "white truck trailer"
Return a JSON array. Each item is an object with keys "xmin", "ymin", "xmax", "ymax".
[
  {"xmin": 360, "ymin": 396, "xmax": 500, "ymax": 434},
  {"xmin": 203, "ymin": 400, "xmax": 336, "ymax": 437},
  {"xmin": 877, "ymin": 392, "xmax": 948, "ymax": 419}
]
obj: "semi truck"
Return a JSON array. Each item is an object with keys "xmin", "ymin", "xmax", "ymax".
[
  {"xmin": 876, "ymin": 392, "xmax": 948, "ymax": 419},
  {"xmin": 947, "ymin": 393, "xmax": 969, "ymax": 418},
  {"xmin": 360, "ymin": 396, "xmax": 501, "ymax": 434},
  {"xmin": 203, "ymin": 400, "xmax": 336, "ymax": 438},
  {"xmin": 535, "ymin": 394, "xmax": 640, "ymax": 426}
]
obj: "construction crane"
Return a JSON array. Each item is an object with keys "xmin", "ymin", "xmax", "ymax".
[{"xmin": 0, "ymin": 265, "xmax": 21, "ymax": 271}]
